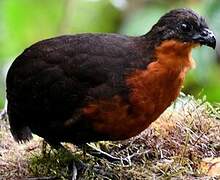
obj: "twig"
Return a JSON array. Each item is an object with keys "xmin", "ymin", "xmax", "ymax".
[{"xmin": 26, "ymin": 177, "xmax": 57, "ymax": 180}]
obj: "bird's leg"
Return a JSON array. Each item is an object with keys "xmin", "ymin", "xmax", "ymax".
[
  {"xmin": 72, "ymin": 160, "xmax": 78, "ymax": 180},
  {"xmin": 41, "ymin": 140, "xmax": 49, "ymax": 157},
  {"xmin": 82, "ymin": 144, "xmax": 87, "ymax": 159},
  {"xmin": 84, "ymin": 143, "xmax": 129, "ymax": 165},
  {"xmin": 40, "ymin": 141, "xmax": 79, "ymax": 179},
  {"xmin": 41, "ymin": 140, "xmax": 61, "ymax": 157},
  {"xmin": 46, "ymin": 141, "xmax": 76, "ymax": 160},
  {"xmin": 44, "ymin": 141, "xmax": 87, "ymax": 179}
]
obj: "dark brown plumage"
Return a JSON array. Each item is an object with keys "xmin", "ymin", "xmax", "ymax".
[{"xmin": 6, "ymin": 8, "xmax": 216, "ymax": 147}]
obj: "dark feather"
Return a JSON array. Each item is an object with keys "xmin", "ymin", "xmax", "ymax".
[
  {"xmin": 6, "ymin": 33, "xmax": 153, "ymax": 144},
  {"xmin": 6, "ymin": 8, "xmax": 214, "ymax": 145}
]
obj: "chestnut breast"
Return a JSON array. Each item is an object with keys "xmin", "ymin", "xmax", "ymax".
[{"xmin": 83, "ymin": 40, "xmax": 196, "ymax": 140}]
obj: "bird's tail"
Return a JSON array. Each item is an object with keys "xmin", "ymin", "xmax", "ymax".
[{"xmin": 7, "ymin": 103, "xmax": 33, "ymax": 143}]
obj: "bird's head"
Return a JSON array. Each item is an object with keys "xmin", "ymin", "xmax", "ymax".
[{"xmin": 148, "ymin": 8, "xmax": 216, "ymax": 49}]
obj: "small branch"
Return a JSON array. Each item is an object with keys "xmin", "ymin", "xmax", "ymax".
[{"xmin": 27, "ymin": 177, "xmax": 57, "ymax": 180}]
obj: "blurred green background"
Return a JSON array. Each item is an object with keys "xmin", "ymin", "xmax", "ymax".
[{"xmin": 0, "ymin": 0, "xmax": 220, "ymax": 109}]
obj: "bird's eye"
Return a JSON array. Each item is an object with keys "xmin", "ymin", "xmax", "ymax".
[{"xmin": 180, "ymin": 23, "xmax": 192, "ymax": 32}]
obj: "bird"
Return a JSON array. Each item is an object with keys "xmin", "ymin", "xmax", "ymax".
[{"xmin": 6, "ymin": 8, "xmax": 216, "ymax": 159}]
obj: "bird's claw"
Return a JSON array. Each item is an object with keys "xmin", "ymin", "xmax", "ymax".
[{"xmin": 84, "ymin": 143, "xmax": 130, "ymax": 165}]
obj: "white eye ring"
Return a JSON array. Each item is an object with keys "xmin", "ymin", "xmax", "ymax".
[{"xmin": 181, "ymin": 23, "xmax": 191, "ymax": 32}]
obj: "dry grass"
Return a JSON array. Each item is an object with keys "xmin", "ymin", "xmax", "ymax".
[{"xmin": 0, "ymin": 95, "xmax": 220, "ymax": 179}]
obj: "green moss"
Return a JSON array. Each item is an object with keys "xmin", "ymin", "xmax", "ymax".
[{"xmin": 28, "ymin": 149, "xmax": 75, "ymax": 179}]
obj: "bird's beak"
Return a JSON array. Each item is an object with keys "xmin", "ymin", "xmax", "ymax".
[{"xmin": 192, "ymin": 28, "xmax": 216, "ymax": 49}]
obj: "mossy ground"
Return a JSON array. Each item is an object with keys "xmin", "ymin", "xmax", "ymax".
[{"xmin": 0, "ymin": 95, "xmax": 220, "ymax": 179}]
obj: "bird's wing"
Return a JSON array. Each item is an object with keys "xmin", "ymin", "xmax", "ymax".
[{"xmin": 6, "ymin": 34, "xmax": 152, "ymax": 127}]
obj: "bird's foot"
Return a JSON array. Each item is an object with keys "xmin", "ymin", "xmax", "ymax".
[
  {"xmin": 83, "ymin": 143, "xmax": 129, "ymax": 165},
  {"xmin": 70, "ymin": 159, "xmax": 88, "ymax": 180},
  {"xmin": 72, "ymin": 160, "xmax": 77, "ymax": 180},
  {"xmin": 42, "ymin": 141, "xmax": 88, "ymax": 179}
]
